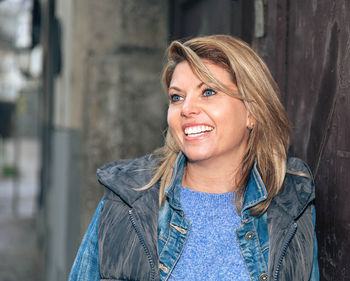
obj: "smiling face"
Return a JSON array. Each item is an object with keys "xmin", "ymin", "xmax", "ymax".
[{"xmin": 167, "ymin": 60, "xmax": 252, "ymax": 166}]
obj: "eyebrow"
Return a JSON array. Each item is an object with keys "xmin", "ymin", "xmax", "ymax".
[{"xmin": 168, "ymin": 82, "xmax": 206, "ymax": 92}]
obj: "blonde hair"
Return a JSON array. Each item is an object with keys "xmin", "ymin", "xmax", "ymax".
[{"xmin": 143, "ymin": 35, "xmax": 291, "ymax": 216}]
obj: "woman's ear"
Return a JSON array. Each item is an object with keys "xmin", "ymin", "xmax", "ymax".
[{"xmin": 246, "ymin": 113, "xmax": 255, "ymax": 130}]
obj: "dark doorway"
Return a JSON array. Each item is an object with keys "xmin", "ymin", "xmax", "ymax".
[{"xmin": 169, "ymin": 0, "xmax": 254, "ymax": 43}]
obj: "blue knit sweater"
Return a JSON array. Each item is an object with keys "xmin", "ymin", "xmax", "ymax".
[{"xmin": 168, "ymin": 186, "xmax": 250, "ymax": 280}]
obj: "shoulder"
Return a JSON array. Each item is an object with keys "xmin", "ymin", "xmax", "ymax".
[
  {"xmin": 96, "ymin": 154, "xmax": 161, "ymax": 207},
  {"xmin": 97, "ymin": 154, "xmax": 160, "ymax": 179},
  {"xmin": 97, "ymin": 157, "xmax": 160, "ymax": 280},
  {"xmin": 97, "ymin": 154, "xmax": 160, "ymax": 189},
  {"xmin": 267, "ymin": 158, "xmax": 316, "ymax": 280},
  {"xmin": 269, "ymin": 157, "xmax": 315, "ymax": 220},
  {"xmin": 286, "ymin": 157, "xmax": 313, "ymax": 178},
  {"xmin": 285, "ymin": 157, "xmax": 315, "ymax": 204}
]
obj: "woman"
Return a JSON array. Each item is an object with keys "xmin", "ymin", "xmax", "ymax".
[{"xmin": 69, "ymin": 35, "xmax": 319, "ymax": 281}]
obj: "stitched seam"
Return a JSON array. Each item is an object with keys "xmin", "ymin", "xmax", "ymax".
[
  {"xmin": 235, "ymin": 227, "xmax": 254, "ymax": 281},
  {"xmin": 159, "ymin": 212, "xmax": 176, "ymax": 259},
  {"xmin": 166, "ymin": 153, "xmax": 184, "ymax": 196},
  {"xmin": 170, "ymin": 223, "xmax": 186, "ymax": 234},
  {"xmin": 159, "ymin": 263, "xmax": 168, "ymax": 273},
  {"xmin": 253, "ymin": 169, "xmax": 263, "ymax": 198},
  {"xmin": 159, "ymin": 235, "xmax": 167, "ymax": 243},
  {"xmin": 244, "ymin": 197, "xmax": 262, "ymax": 209},
  {"xmin": 243, "ymin": 171, "xmax": 266, "ymax": 210},
  {"xmin": 261, "ymin": 243, "xmax": 269, "ymax": 252},
  {"xmin": 252, "ymin": 219, "xmax": 268, "ymax": 272},
  {"xmin": 164, "ymin": 216, "xmax": 191, "ymax": 281},
  {"xmin": 159, "ymin": 233, "xmax": 168, "ymax": 241}
]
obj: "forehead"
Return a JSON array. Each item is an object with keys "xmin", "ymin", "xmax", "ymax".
[{"xmin": 170, "ymin": 60, "xmax": 234, "ymax": 87}]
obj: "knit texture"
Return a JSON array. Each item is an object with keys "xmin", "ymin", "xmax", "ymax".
[{"xmin": 169, "ymin": 186, "xmax": 250, "ymax": 281}]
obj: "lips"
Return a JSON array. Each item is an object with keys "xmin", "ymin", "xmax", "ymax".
[{"xmin": 183, "ymin": 125, "xmax": 214, "ymax": 138}]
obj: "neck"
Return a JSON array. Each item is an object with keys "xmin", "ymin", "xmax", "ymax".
[{"xmin": 182, "ymin": 156, "xmax": 243, "ymax": 194}]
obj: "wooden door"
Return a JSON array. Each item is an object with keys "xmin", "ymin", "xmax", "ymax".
[{"xmin": 169, "ymin": 0, "xmax": 350, "ymax": 280}]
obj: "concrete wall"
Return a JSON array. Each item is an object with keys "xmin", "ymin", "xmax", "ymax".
[
  {"xmin": 41, "ymin": 0, "xmax": 82, "ymax": 279},
  {"xmin": 47, "ymin": 129, "xmax": 81, "ymax": 280},
  {"xmin": 41, "ymin": 0, "xmax": 168, "ymax": 279},
  {"xmin": 72, "ymin": 0, "xmax": 168, "ymax": 233}
]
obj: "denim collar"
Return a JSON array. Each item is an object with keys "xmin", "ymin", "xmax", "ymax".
[
  {"xmin": 241, "ymin": 160, "xmax": 268, "ymax": 213},
  {"xmin": 165, "ymin": 152, "xmax": 268, "ymax": 216},
  {"xmin": 165, "ymin": 152, "xmax": 186, "ymax": 212}
]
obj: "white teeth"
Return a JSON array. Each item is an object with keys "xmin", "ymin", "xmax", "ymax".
[
  {"xmin": 184, "ymin": 125, "xmax": 213, "ymax": 136},
  {"xmin": 187, "ymin": 132, "xmax": 205, "ymax": 138}
]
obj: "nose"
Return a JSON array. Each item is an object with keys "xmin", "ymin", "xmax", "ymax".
[{"xmin": 181, "ymin": 95, "xmax": 200, "ymax": 117}]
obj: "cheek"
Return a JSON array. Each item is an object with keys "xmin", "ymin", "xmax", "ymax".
[
  {"xmin": 167, "ymin": 110, "xmax": 175, "ymax": 135},
  {"xmin": 167, "ymin": 107, "xmax": 184, "ymax": 147},
  {"xmin": 217, "ymin": 103, "xmax": 249, "ymax": 131},
  {"xmin": 167, "ymin": 107, "xmax": 177, "ymax": 131},
  {"xmin": 166, "ymin": 108, "xmax": 172, "ymax": 126}
]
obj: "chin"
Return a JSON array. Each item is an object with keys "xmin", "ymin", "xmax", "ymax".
[{"xmin": 182, "ymin": 150, "xmax": 212, "ymax": 163}]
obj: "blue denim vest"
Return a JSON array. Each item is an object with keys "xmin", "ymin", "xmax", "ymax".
[{"xmin": 158, "ymin": 152, "xmax": 269, "ymax": 281}]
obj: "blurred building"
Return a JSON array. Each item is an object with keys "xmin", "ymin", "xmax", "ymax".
[
  {"xmin": 0, "ymin": 0, "xmax": 39, "ymax": 139},
  {"xmin": 37, "ymin": 0, "xmax": 350, "ymax": 280},
  {"xmin": 0, "ymin": 0, "xmax": 43, "ymax": 280}
]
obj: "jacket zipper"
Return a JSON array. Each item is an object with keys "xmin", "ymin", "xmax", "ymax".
[
  {"xmin": 128, "ymin": 209, "xmax": 156, "ymax": 281},
  {"xmin": 273, "ymin": 222, "xmax": 297, "ymax": 281}
]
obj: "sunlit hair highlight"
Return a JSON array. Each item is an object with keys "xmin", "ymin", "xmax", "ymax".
[{"xmin": 142, "ymin": 35, "xmax": 292, "ymax": 216}]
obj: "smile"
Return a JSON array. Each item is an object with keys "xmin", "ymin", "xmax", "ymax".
[{"xmin": 184, "ymin": 125, "xmax": 214, "ymax": 137}]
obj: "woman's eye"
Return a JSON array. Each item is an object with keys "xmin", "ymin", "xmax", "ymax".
[
  {"xmin": 203, "ymin": 88, "xmax": 216, "ymax": 97},
  {"xmin": 169, "ymin": 94, "xmax": 183, "ymax": 103}
]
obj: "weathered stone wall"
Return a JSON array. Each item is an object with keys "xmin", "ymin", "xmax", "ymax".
[{"xmin": 71, "ymin": 0, "xmax": 168, "ymax": 232}]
